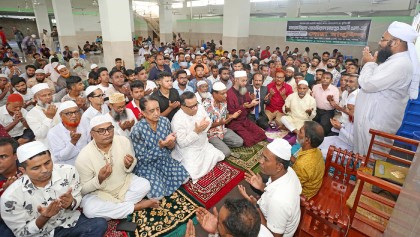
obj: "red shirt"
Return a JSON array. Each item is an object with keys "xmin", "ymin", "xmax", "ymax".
[
  {"xmin": 126, "ymin": 100, "xmax": 142, "ymax": 120},
  {"xmin": 266, "ymin": 82, "xmax": 293, "ymax": 113},
  {"xmin": 260, "ymin": 50, "xmax": 271, "ymax": 60}
]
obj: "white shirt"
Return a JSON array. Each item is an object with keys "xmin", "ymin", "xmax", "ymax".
[
  {"xmin": 97, "ymin": 84, "xmax": 114, "ymax": 94},
  {"xmin": 47, "ymin": 123, "xmax": 89, "ymax": 165},
  {"xmin": 1, "ymin": 164, "xmax": 82, "ymax": 237},
  {"xmin": 339, "ymin": 88, "xmax": 359, "ymax": 124},
  {"xmin": 43, "ymin": 62, "xmax": 61, "ymax": 83},
  {"xmin": 258, "ymin": 168, "xmax": 302, "ymax": 237},
  {"xmin": 26, "ymin": 105, "xmax": 57, "ymax": 147},
  {"xmin": 207, "ymin": 75, "xmax": 219, "ymax": 84},
  {"xmin": 263, "ymin": 76, "xmax": 273, "ymax": 86},
  {"xmin": 171, "ymin": 105, "xmax": 224, "ymax": 182},
  {"xmin": 145, "ymin": 80, "xmax": 157, "ymax": 91},
  {"xmin": 79, "ymin": 104, "xmax": 110, "ymax": 139},
  {"xmin": 0, "ymin": 105, "xmax": 28, "ymax": 137},
  {"xmin": 251, "ymin": 86, "xmax": 261, "ymax": 115},
  {"xmin": 106, "ymin": 109, "xmax": 137, "ymax": 137}
]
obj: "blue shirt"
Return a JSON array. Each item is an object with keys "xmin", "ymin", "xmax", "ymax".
[
  {"xmin": 173, "ymin": 81, "xmax": 194, "ymax": 95},
  {"xmin": 148, "ymin": 65, "xmax": 172, "ymax": 81}
]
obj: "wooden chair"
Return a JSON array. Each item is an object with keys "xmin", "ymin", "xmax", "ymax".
[
  {"xmin": 296, "ymin": 146, "xmax": 366, "ymax": 237},
  {"xmin": 348, "ymin": 129, "xmax": 419, "ymax": 236},
  {"xmin": 364, "ymin": 129, "xmax": 419, "ymax": 167}
]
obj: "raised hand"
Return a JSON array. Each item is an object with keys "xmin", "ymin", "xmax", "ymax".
[
  {"xmin": 70, "ymin": 131, "xmax": 81, "ymax": 145},
  {"xmin": 124, "ymin": 154, "xmax": 135, "ymax": 169},
  {"xmin": 37, "ymin": 199, "xmax": 61, "ymax": 218},
  {"xmin": 305, "ymin": 108, "xmax": 312, "ymax": 116},
  {"xmin": 169, "ymin": 101, "xmax": 180, "ymax": 109},
  {"xmin": 98, "ymin": 163, "xmax": 112, "ymax": 184},
  {"xmin": 196, "ymin": 207, "xmax": 218, "ymax": 234},
  {"xmin": 44, "ymin": 104, "xmax": 58, "ymax": 119},
  {"xmin": 244, "ymin": 169, "xmax": 265, "ymax": 192},
  {"xmin": 362, "ymin": 46, "xmax": 378, "ymax": 64},
  {"xmin": 284, "ymin": 106, "xmax": 291, "ymax": 113},
  {"xmin": 231, "ymin": 110, "xmax": 242, "ymax": 119},
  {"xmin": 194, "ymin": 117, "xmax": 210, "ymax": 134},
  {"xmin": 184, "ymin": 219, "xmax": 196, "ymax": 237},
  {"xmin": 59, "ymin": 188, "xmax": 73, "ymax": 209},
  {"xmin": 2, "ymin": 176, "xmax": 18, "ymax": 191}
]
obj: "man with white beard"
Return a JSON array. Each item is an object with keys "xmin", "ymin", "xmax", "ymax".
[
  {"xmin": 26, "ymin": 83, "xmax": 58, "ymax": 147},
  {"xmin": 105, "ymin": 93, "xmax": 137, "ymax": 137},
  {"xmin": 195, "ymin": 80, "xmax": 212, "ymax": 104}
]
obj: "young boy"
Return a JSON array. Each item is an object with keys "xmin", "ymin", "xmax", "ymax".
[{"xmin": 126, "ymin": 80, "xmax": 145, "ymax": 120}]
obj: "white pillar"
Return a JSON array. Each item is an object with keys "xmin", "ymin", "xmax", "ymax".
[
  {"xmin": 129, "ymin": 0, "xmax": 135, "ymax": 35},
  {"xmin": 222, "ymin": 0, "xmax": 251, "ymax": 51},
  {"xmin": 51, "ymin": 0, "xmax": 77, "ymax": 51},
  {"xmin": 33, "ymin": 0, "xmax": 51, "ymax": 39},
  {"xmin": 99, "ymin": 0, "xmax": 135, "ymax": 69},
  {"xmin": 159, "ymin": 5, "xmax": 173, "ymax": 43}
]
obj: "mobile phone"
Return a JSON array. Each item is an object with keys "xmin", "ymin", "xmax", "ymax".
[{"xmin": 116, "ymin": 220, "xmax": 137, "ymax": 232}]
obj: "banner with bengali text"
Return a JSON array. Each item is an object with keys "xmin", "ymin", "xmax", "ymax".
[{"xmin": 286, "ymin": 20, "xmax": 371, "ymax": 46}]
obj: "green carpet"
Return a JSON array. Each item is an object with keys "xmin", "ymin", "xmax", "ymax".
[
  {"xmin": 128, "ymin": 190, "xmax": 201, "ymax": 237},
  {"xmin": 227, "ymin": 141, "xmax": 268, "ymax": 173}
]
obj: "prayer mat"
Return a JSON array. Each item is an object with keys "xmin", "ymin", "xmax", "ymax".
[
  {"xmin": 265, "ymin": 129, "xmax": 289, "ymax": 142},
  {"xmin": 227, "ymin": 141, "xmax": 268, "ymax": 173},
  {"xmin": 104, "ymin": 219, "xmax": 128, "ymax": 237},
  {"xmin": 182, "ymin": 161, "xmax": 244, "ymax": 208},
  {"xmin": 128, "ymin": 189, "xmax": 201, "ymax": 237}
]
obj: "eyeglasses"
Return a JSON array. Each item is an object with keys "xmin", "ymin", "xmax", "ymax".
[
  {"xmin": 62, "ymin": 110, "xmax": 80, "ymax": 117},
  {"xmin": 92, "ymin": 125, "xmax": 114, "ymax": 135},
  {"xmin": 380, "ymin": 37, "xmax": 396, "ymax": 42},
  {"xmin": 92, "ymin": 93, "xmax": 105, "ymax": 98},
  {"xmin": 184, "ymin": 103, "xmax": 198, "ymax": 109}
]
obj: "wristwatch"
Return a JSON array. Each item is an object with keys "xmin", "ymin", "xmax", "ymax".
[{"xmin": 70, "ymin": 198, "xmax": 77, "ymax": 210}]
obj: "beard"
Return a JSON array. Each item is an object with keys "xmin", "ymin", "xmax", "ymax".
[
  {"xmin": 111, "ymin": 109, "xmax": 127, "ymax": 122},
  {"xmin": 62, "ymin": 119, "xmax": 80, "ymax": 127},
  {"xmin": 38, "ymin": 101, "xmax": 50, "ymax": 109},
  {"xmin": 199, "ymin": 92, "xmax": 209, "ymax": 99},
  {"xmin": 28, "ymin": 73, "xmax": 35, "ymax": 78},
  {"xmin": 238, "ymin": 86, "xmax": 248, "ymax": 96},
  {"xmin": 285, "ymin": 76, "xmax": 293, "ymax": 82},
  {"xmin": 17, "ymin": 88, "xmax": 27, "ymax": 94},
  {"xmin": 326, "ymin": 63, "xmax": 335, "ymax": 69},
  {"xmin": 376, "ymin": 45, "xmax": 393, "ymax": 64}
]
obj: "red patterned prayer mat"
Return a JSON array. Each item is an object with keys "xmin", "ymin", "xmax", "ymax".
[
  {"xmin": 182, "ymin": 161, "xmax": 244, "ymax": 208},
  {"xmin": 104, "ymin": 219, "xmax": 128, "ymax": 237}
]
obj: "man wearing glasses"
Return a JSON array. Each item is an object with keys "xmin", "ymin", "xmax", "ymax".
[
  {"xmin": 171, "ymin": 91, "xmax": 224, "ymax": 183},
  {"xmin": 75, "ymin": 115, "xmax": 158, "ymax": 220},
  {"xmin": 47, "ymin": 101, "xmax": 88, "ymax": 165},
  {"xmin": 79, "ymin": 85, "xmax": 109, "ymax": 140}
]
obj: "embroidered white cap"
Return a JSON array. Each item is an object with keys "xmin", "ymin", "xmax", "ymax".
[
  {"xmin": 31, "ymin": 83, "xmax": 50, "ymax": 95},
  {"xmin": 267, "ymin": 138, "xmax": 291, "ymax": 161},
  {"xmin": 234, "ymin": 70, "xmax": 247, "ymax": 78},
  {"xmin": 90, "ymin": 114, "xmax": 113, "ymax": 131},
  {"xmin": 17, "ymin": 141, "xmax": 49, "ymax": 163}
]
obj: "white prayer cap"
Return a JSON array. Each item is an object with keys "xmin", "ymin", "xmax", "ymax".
[
  {"xmin": 185, "ymin": 69, "xmax": 191, "ymax": 76},
  {"xmin": 0, "ymin": 74, "xmax": 7, "ymax": 78},
  {"xmin": 257, "ymin": 46, "xmax": 261, "ymax": 48},
  {"xmin": 57, "ymin": 101, "xmax": 78, "ymax": 115},
  {"xmin": 185, "ymin": 54, "xmax": 191, "ymax": 58},
  {"xmin": 200, "ymin": 47, "xmax": 204, "ymax": 50},
  {"xmin": 31, "ymin": 34, "xmax": 36, "ymax": 38},
  {"xmin": 17, "ymin": 141, "xmax": 49, "ymax": 163},
  {"xmin": 109, "ymin": 92, "xmax": 125, "ymax": 104},
  {"xmin": 234, "ymin": 70, "xmax": 247, "ymax": 78},
  {"xmin": 264, "ymin": 58, "xmax": 269, "ymax": 63},
  {"xmin": 298, "ymin": 80, "xmax": 309, "ymax": 86},
  {"xmin": 72, "ymin": 50, "xmax": 79, "ymax": 54},
  {"xmin": 35, "ymin": 69, "xmax": 45, "ymax": 74},
  {"xmin": 57, "ymin": 65, "xmax": 67, "ymax": 71},
  {"xmin": 31, "ymin": 83, "xmax": 50, "ymax": 95},
  {"xmin": 388, "ymin": 21, "xmax": 420, "ymax": 99},
  {"xmin": 221, "ymin": 57, "xmax": 226, "ymax": 60},
  {"xmin": 251, "ymin": 56, "xmax": 258, "ymax": 60},
  {"xmin": 90, "ymin": 114, "xmax": 113, "ymax": 131},
  {"xmin": 85, "ymin": 85, "xmax": 101, "ymax": 97},
  {"xmin": 267, "ymin": 138, "xmax": 291, "ymax": 161},
  {"xmin": 286, "ymin": 67, "xmax": 295, "ymax": 72},
  {"xmin": 90, "ymin": 64, "xmax": 98, "ymax": 70},
  {"xmin": 197, "ymin": 80, "xmax": 208, "ymax": 87},
  {"xmin": 180, "ymin": 62, "xmax": 188, "ymax": 67},
  {"xmin": 347, "ymin": 96, "xmax": 356, "ymax": 105},
  {"xmin": 213, "ymin": 81, "xmax": 226, "ymax": 91}
]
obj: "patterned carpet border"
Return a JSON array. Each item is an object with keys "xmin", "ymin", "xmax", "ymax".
[
  {"xmin": 182, "ymin": 161, "xmax": 244, "ymax": 209},
  {"xmin": 227, "ymin": 141, "xmax": 268, "ymax": 173},
  {"xmin": 127, "ymin": 189, "xmax": 201, "ymax": 237}
]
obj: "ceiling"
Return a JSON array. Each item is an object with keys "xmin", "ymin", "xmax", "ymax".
[{"xmin": 0, "ymin": 0, "xmax": 417, "ymax": 19}]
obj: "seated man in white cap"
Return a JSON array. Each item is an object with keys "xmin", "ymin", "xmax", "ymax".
[
  {"xmin": 69, "ymin": 51, "xmax": 89, "ymax": 79},
  {"xmin": 1, "ymin": 141, "xmax": 108, "ymax": 237},
  {"xmin": 195, "ymin": 80, "xmax": 212, "ymax": 104},
  {"xmin": 26, "ymin": 83, "xmax": 57, "ymax": 147},
  {"xmin": 280, "ymin": 80, "xmax": 317, "ymax": 134},
  {"xmin": 47, "ymin": 101, "xmax": 89, "ymax": 165},
  {"xmin": 354, "ymin": 21, "xmax": 420, "ymax": 156},
  {"xmin": 171, "ymin": 91, "xmax": 225, "ymax": 183},
  {"xmin": 320, "ymin": 96, "xmax": 357, "ymax": 159},
  {"xmin": 54, "ymin": 65, "xmax": 73, "ymax": 102},
  {"xmin": 284, "ymin": 67, "xmax": 297, "ymax": 92},
  {"xmin": 79, "ymin": 85, "xmax": 109, "ymax": 139},
  {"xmin": 226, "ymin": 70, "xmax": 267, "ymax": 147},
  {"xmin": 203, "ymin": 82, "xmax": 243, "ymax": 158},
  {"xmin": 293, "ymin": 121, "xmax": 325, "ymax": 200},
  {"xmin": 0, "ymin": 93, "xmax": 34, "ymax": 144},
  {"xmin": 27, "ymin": 68, "xmax": 56, "ymax": 93},
  {"xmin": 76, "ymin": 115, "xmax": 157, "ymax": 219},
  {"xmin": 239, "ymin": 138, "xmax": 302, "ymax": 237},
  {"xmin": 106, "ymin": 92, "xmax": 137, "ymax": 137}
]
